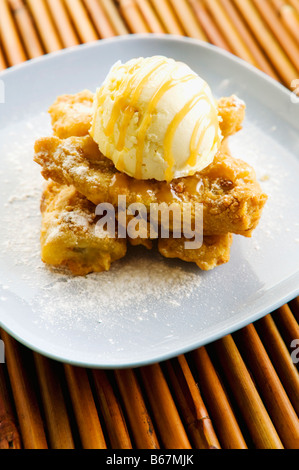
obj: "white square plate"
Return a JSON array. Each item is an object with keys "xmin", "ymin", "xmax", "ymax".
[{"xmin": 0, "ymin": 35, "xmax": 298, "ymax": 368}]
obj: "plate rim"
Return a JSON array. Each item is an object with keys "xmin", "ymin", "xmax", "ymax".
[
  {"xmin": 1, "ymin": 288, "xmax": 298, "ymax": 369},
  {"xmin": 0, "ymin": 33, "xmax": 295, "ymax": 99},
  {"xmin": 0, "ymin": 34, "xmax": 298, "ymax": 369}
]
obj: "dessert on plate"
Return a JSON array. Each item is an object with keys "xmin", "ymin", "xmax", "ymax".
[
  {"xmin": 40, "ymin": 181, "xmax": 127, "ymax": 276},
  {"xmin": 34, "ymin": 56, "xmax": 267, "ymax": 275}
]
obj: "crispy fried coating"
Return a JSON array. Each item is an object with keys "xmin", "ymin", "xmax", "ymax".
[
  {"xmin": 158, "ymin": 234, "xmax": 233, "ymax": 271},
  {"xmin": 41, "ymin": 182, "xmax": 233, "ymax": 272},
  {"xmin": 48, "ymin": 90, "xmax": 95, "ymax": 139},
  {"xmin": 217, "ymin": 95, "xmax": 246, "ymax": 138},
  {"xmin": 126, "ymin": 221, "xmax": 233, "ymax": 270},
  {"xmin": 34, "ymin": 136, "xmax": 267, "ymax": 237},
  {"xmin": 40, "ymin": 181, "xmax": 127, "ymax": 275}
]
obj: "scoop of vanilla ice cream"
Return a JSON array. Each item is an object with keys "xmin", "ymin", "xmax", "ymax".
[{"xmin": 90, "ymin": 56, "xmax": 222, "ymax": 182}]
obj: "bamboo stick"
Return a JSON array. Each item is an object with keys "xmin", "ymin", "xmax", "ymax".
[
  {"xmin": 169, "ymin": 0, "xmax": 207, "ymax": 40},
  {"xmin": 0, "ymin": 364, "xmax": 22, "ymax": 449},
  {"xmin": 0, "ymin": 0, "xmax": 27, "ymax": 65},
  {"xmin": 8, "ymin": 0, "xmax": 44, "ymax": 58},
  {"xmin": 191, "ymin": 346, "xmax": 247, "ymax": 449},
  {"xmin": 234, "ymin": 324, "xmax": 299, "ymax": 449},
  {"xmin": 64, "ymin": 364, "xmax": 107, "ymax": 449},
  {"xmin": 135, "ymin": 0, "xmax": 165, "ymax": 33},
  {"xmin": 0, "ymin": 46, "xmax": 7, "ymax": 71},
  {"xmin": 26, "ymin": 0, "xmax": 63, "ymax": 52},
  {"xmin": 188, "ymin": 0, "xmax": 231, "ymax": 51},
  {"xmin": 202, "ymin": 0, "xmax": 264, "ymax": 67},
  {"xmin": 233, "ymin": 0, "xmax": 298, "ymax": 86},
  {"xmin": 46, "ymin": 0, "xmax": 80, "ymax": 48},
  {"xmin": 92, "ymin": 369, "xmax": 132, "ymax": 449},
  {"xmin": 33, "ymin": 353, "xmax": 75, "ymax": 449},
  {"xmin": 289, "ymin": 297, "xmax": 299, "ymax": 323},
  {"xmin": 114, "ymin": 368, "xmax": 160, "ymax": 449},
  {"xmin": 150, "ymin": 0, "xmax": 185, "ymax": 35},
  {"xmin": 255, "ymin": 314, "xmax": 299, "ymax": 416},
  {"xmin": 273, "ymin": 304, "xmax": 299, "ymax": 351},
  {"xmin": 289, "ymin": 0, "xmax": 299, "ymax": 13},
  {"xmin": 64, "ymin": 0, "xmax": 98, "ymax": 43},
  {"xmin": 140, "ymin": 363, "xmax": 192, "ymax": 449},
  {"xmin": 164, "ymin": 355, "xmax": 221, "ymax": 449},
  {"xmin": 252, "ymin": 0, "xmax": 299, "ymax": 72},
  {"xmin": 0, "ymin": 330, "xmax": 48, "ymax": 449},
  {"xmin": 118, "ymin": 0, "xmax": 150, "ymax": 33},
  {"xmin": 100, "ymin": 0, "xmax": 129, "ymax": 35},
  {"xmin": 211, "ymin": 335, "xmax": 284, "ymax": 449},
  {"xmin": 219, "ymin": 0, "xmax": 279, "ymax": 79},
  {"xmin": 84, "ymin": 0, "xmax": 116, "ymax": 38},
  {"xmin": 271, "ymin": 0, "xmax": 299, "ymax": 43}
]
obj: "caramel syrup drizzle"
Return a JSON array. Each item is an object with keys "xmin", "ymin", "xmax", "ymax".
[
  {"xmin": 114, "ymin": 59, "xmax": 168, "ymax": 150},
  {"xmin": 135, "ymin": 69, "xmax": 196, "ymax": 179},
  {"xmin": 187, "ymin": 98, "xmax": 221, "ymax": 169},
  {"xmin": 163, "ymin": 88, "xmax": 211, "ymax": 182},
  {"xmin": 104, "ymin": 57, "xmax": 167, "ymax": 139}
]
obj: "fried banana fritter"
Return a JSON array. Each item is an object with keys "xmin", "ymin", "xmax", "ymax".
[
  {"xmin": 158, "ymin": 233, "xmax": 233, "ymax": 271},
  {"xmin": 41, "ymin": 182, "xmax": 233, "ymax": 272},
  {"xmin": 48, "ymin": 90, "xmax": 95, "ymax": 139},
  {"xmin": 40, "ymin": 181, "xmax": 127, "ymax": 275},
  {"xmin": 34, "ymin": 135, "xmax": 267, "ymax": 237}
]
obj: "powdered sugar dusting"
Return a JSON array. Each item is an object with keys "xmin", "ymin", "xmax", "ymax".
[
  {"xmin": 0, "ymin": 113, "xmax": 203, "ymax": 333},
  {"xmin": 0, "ymin": 107, "xmax": 298, "ymax": 358},
  {"xmin": 34, "ymin": 250, "xmax": 200, "ymax": 331}
]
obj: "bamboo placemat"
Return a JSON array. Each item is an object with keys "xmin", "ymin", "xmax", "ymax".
[{"xmin": 0, "ymin": 0, "xmax": 299, "ymax": 450}]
